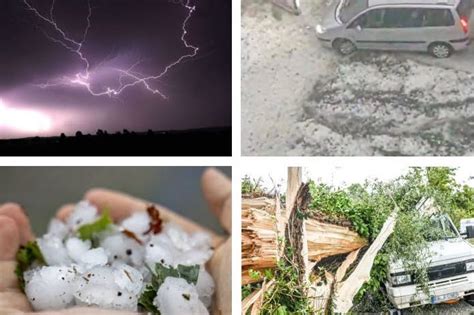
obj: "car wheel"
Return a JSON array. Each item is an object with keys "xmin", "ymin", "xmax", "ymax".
[
  {"xmin": 465, "ymin": 294, "xmax": 474, "ymax": 306},
  {"xmin": 429, "ymin": 42, "xmax": 453, "ymax": 58},
  {"xmin": 334, "ymin": 39, "xmax": 356, "ymax": 56}
]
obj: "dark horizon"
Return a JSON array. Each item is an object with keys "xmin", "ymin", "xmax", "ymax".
[{"xmin": 0, "ymin": 0, "xmax": 231, "ymax": 140}]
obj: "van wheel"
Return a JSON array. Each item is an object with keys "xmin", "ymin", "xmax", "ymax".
[
  {"xmin": 333, "ymin": 39, "xmax": 356, "ymax": 56},
  {"xmin": 429, "ymin": 42, "xmax": 453, "ymax": 58},
  {"xmin": 465, "ymin": 294, "xmax": 474, "ymax": 306}
]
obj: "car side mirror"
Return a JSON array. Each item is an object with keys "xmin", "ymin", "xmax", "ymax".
[
  {"xmin": 356, "ymin": 25, "xmax": 362, "ymax": 31},
  {"xmin": 468, "ymin": 226, "xmax": 474, "ymax": 239},
  {"xmin": 461, "ymin": 218, "xmax": 474, "ymax": 238}
]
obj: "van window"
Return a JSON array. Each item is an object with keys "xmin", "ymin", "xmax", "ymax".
[
  {"xmin": 353, "ymin": 8, "xmax": 424, "ymax": 29},
  {"xmin": 383, "ymin": 8, "xmax": 423, "ymax": 28},
  {"xmin": 354, "ymin": 8, "xmax": 456, "ymax": 29},
  {"xmin": 339, "ymin": 0, "xmax": 369, "ymax": 23},
  {"xmin": 425, "ymin": 215, "xmax": 459, "ymax": 241},
  {"xmin": 353, "ymin": 9, "xmax": 385, "ymax": 28},
  {"xmin": 457, "ymin": 0, "xmax": 473, "ymax": 19},
  {"xmin": 422, "ymin": 9, "xmax": 455, "ymax": 27}
]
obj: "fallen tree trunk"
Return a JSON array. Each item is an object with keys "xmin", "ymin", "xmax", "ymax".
[
  {"xmin": 242, "ymin": 198, "xmax": 278, "ymax": 214},
  {"xmin": 242, "ymin": 192, "xmax": 368, "ymax": 285},
  {"xmin": 242, "ymin": 198, "xmax": 279, "ymax": 285},
  {"xmin": 306, "ymin": 219, "xmax": 367, "ymax": 263},
  {"xmin": 333, "ymin": 212, "xmax": 398, "ymax": 314}
]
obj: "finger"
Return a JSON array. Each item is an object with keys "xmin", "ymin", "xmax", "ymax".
[
  {"xmin": 0, "ymin": 262, "xmax": 19, "ymax": 291},
  {"xmin": 0, "ymin": 216, "xmax": 20, "ymax": 261},
  {"xmin": 55, "ymin": 204, "xmax": 75, "ymax": 222},
  {"xmin": 0, "ymin": 203, "xmax": 34, "ymax": 244},
  {"xmin": 0, "ymin": 290, "xmax": 32, "ymax": 312},
  {"xmin": 84, "ymin": 188, "xmax": 223, "ymax": 245},
  {"xmin": 208, "ymin": 238, "xmax": 231, "ymax": 315},
  {"xmin": 201, "ymin": 168, "xmax": 231, "ymax": 233}
]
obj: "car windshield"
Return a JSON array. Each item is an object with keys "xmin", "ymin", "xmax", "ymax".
[
  {"xmin": 425, "ymin": 215, "xmax": 459, "ymax": 241},
  {"xmin": 338, "ymin": 0, "xmax": 369, "ymax": 23}
]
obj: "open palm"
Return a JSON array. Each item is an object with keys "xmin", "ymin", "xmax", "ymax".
[{"xmin": 0, "ymin": 168, "xmax": 231, "ymax": 315}]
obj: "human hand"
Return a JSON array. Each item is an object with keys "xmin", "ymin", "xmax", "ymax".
[{"xmin": 0, "ymin": 168, "xmax": 231, "ymax": 315}]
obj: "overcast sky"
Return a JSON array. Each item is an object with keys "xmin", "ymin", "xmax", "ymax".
[{"xmin": 0, "ymin": 0, "xmax": 230, "ymax": 139}]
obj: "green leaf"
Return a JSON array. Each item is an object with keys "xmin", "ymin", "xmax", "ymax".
[
  {"xmin": 153, "ymin": 263, "xmax": 200, "ymax": 288},
  {"xmin": 138, "ymin": 263, "xmax": 200, "ymax": 314},
  {"xmin": 15, "ymin": 241, "xmax": 46, "ymax": 290},
  {"xmin": 276, "ymin": 306, "xmax": 288, "ymax": 315},
  {"xmin": 77, "ymin": 210, "xmax": 112, "ymax": 241},
  {"xmin": 138, "ymin": 285, "xmax": 160, "ymax": 315}
]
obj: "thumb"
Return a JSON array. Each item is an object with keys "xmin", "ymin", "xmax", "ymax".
[
  {"xmin": 0, "ymin": 215, "xmax": 32, "ymax": 313},
  {"xmin": 0, "ymin": 215, "xmax": 20, "ymax": 261},
  {"xmin": 0, "ymin": 215, "xmax": 20, "ymax": 291},
  {"xmin": 201, "ymin": 168, "xmax": 231, "ymax": 234}
]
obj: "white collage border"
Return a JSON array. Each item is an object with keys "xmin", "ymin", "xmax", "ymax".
[{"xmin": 2, "ymin": 0, "xmax": 474, "ymax": 314}]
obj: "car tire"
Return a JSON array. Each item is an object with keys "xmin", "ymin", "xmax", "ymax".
[
  {"xmin": 464, "ymin": 294, "xmax": 474, "ymax": 306},
  {"xmin": 333, "ymin": 39, "xmax": 356, "ymax": 56},
  {"xmin": 429, "ymin": 42, "xmax": 453, "ymax": 58}
]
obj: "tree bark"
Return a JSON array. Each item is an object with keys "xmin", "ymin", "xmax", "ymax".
[{"xmin": 285, "ymin": 182, "xmax": 311, "ymax": 286}]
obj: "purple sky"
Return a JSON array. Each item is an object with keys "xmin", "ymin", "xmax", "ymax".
[{"xmin": 0, "ymin": 0, "xmax": 231, "ymax": 139}]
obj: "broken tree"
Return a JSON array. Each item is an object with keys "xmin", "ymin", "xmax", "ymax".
[{"xmin": 241, "ymin": 197, "xmax": 281, "ymax": 285}]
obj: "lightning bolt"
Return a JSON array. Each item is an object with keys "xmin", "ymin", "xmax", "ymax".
[{"xmin": 23, "ymin": 0, "xmax": 199, "ymax": 99}]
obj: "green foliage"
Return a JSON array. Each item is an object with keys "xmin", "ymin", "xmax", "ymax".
[
  {"xmin": 242, "ymin": 175, "xmax": 266, "ymax": 196},
  {"xmin": 308, "ymin": 180, "xmax": 393, "ymax": 241},
  {"xmin": 138, "ymin": 263, "xmax": 200, "ymax": 315},
  {"xmin": 260, "ymin": 247, "xmax": 314, "ymax": 314},
  {"xmin": 15, "ymin": 241, "xmax": 46, "ymax": 290},
  {"xmin": 138, "ymin": 285, "xmax": 160, "ymax": 315},
  {"xmin": 77, "ymin": 210, "xmax": 112, "ymax": 241},
  {"xmin": 248, "ymin": 269, "xmax": 262, "ymax": 281}
]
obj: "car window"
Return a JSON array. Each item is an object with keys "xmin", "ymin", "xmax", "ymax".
[
  {"xmin": 339, "ymin": 0, "xmax": 369, "ymax": 24},
  {"xmin": 383, "ymin": 8, "xmax": 423, "ymax": 28},
  {"xmin": 422, "ymin": 9, "xmax": 455, "ymax": 27},
  {"xmin": 355, "ymin": 9, "xmax": 386, "ymax": 28},
  {"xmin": 426, "ymin": 215, "xmax": 459, "ymax": 241},
  {"xmin": 352, "ymin": 8, "xmax": 424, "ymax": 29}
]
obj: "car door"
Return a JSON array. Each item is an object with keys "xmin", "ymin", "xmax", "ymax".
[
  {"xmin": 421, "ymin": 8, "xmax": 458, "ymax": 47},
  {"xmin": 381, "ymin": 7, "xmax": 427, "ymax": 51},
  {"xmin": 349, "ymin": 8, "xmax": 425, "ymax": 50},
  {"xmin": 345, "ymin": 8, "xmax": 398, "ymax": 51}
]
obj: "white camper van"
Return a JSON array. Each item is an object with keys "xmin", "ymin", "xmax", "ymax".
[
  {"xmin": 316, "ymin": 0, "xmax": 473, "ymax": 58},
  {"xmin": 385, "ymin": 199, "xmax": 474, "ymax": 310}
]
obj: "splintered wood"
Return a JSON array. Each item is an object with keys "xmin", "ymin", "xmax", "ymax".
[
  {"xmin": 306, "ymin": 219, "xmax": 367, "ymax": 263},
  {"xmin": 333, "ymin": 212, "xmax": 397, "ymax": 313},
  {"xmin": 242, "ymin": 198, "xmax": 279, "ymax": 285}
]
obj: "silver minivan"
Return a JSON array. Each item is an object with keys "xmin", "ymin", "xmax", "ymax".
[{"xmin": 316, "ymin": 0, "xmax": 473, "ymax": 58}]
